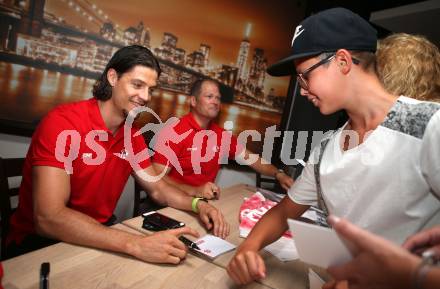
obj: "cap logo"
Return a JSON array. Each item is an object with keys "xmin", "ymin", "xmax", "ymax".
[{"xmin": 291, "ymin": 25, "xmax": 304, "ymax": 47}]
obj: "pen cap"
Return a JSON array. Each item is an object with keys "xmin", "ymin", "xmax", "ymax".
[{"xmin": 40, "ymin": 262, "xmax": 50, "ymax": 277}]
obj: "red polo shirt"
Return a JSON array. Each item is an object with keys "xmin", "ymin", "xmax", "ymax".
[
  {"xmin": 7, "ymin": 98, "xmax": 150, "ymax": 245},
  {"xmin": 152, "ymin": 113, "xmax": 243, "ymax": 186}
]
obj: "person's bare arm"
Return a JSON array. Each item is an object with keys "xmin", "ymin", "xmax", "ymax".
[
  {"xmin": 152, "ymin": 162, "xmax": 220, "ymax": 199},
  {"xmin": 33, "ymin": 166, "xmax": 199, "ymax": 264},
  {"xmin": 227, "ymin": 197, "xmax": 309, "ymax": 284},
  {"xmin": 133, "ymin": 165, "xmax": 229, "ymax": 238},
  {"xmin": 239, "ymin": 149, "xmax": 294, "ymax": 191}
]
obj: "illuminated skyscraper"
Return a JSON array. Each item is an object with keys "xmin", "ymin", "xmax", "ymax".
[
  {"xmin": 186, "ymin": 51, "xmax": 204, "ymax": 69},
  {"xmin": 141, "ymin": 27, "xmax": 151, "ymax": 48},
  {"xmin": 162, "ymin": 32, "xmax": 177, "ymax": 51},
  {"xmin": 154, "ymin": 32, "xmax": 177, "ymax": 60},
  {"xmin": 100, "ymin": 22, "xmax": 116, "ymax": 41},
  {"xmin": 199, "ymin": 43, "xmax": 210, "ymax": 68},
  {"xmin": 258, "ymin": 58, "xmax": 268, "ymax": 88},
  {"xmin": 219, "ymin": 65, "xmax": 238, "ymax": 87},
  {"xmin": 248, "ymin": 47, "xmax": 268, "ymax": 97},
  {"xmin": 126, "ymin": 22, "xmax": 152, "ymax": 48},
  {"xmin": 249, "ymin": 48, "xmax": 264, "ymax": 81},
  {"xmin": 174, "ymin": 47, "xmax": 186, "ymax": 65},
  {"xmin": 122, "ymin": 22, "xmax": 149, "ymax": 46},
  {"xmin": 123, "ymin": 26, "xmax": 137, "ymax": 45},
  {"xmin": 236, "ymin": 23, "xmax": 251, "ymax": 80}
]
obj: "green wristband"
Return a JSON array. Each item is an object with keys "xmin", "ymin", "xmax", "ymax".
[
  {"xmin": 191, "ymin": 197, "xmax": 208, "ymax": 213},
  {"xmin": 192, "ymin": 197, "xmax": 202, "ymax": 213}
]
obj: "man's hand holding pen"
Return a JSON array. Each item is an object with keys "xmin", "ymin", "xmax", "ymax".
[
  {"xmin": 127, "ymin": 226, "xmax": 200, "ymax": 264},
  {"xmin": 179, "ymin": 235, "xmax": 201, "ymax": 250},
  {"xmin": 197, "ymin": 182, "xmax": 220, "ymax": 200}
]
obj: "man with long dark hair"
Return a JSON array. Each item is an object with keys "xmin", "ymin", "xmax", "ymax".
[{"xmin": 6, "ymin": 45, "xmax": 229, "ymax": 263}]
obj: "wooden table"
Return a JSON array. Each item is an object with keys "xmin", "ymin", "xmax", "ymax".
[
  {"xmin": 123, "ymin": 184, "xmax": 323, "ymax": 289},
  {"xmin": 2, "ymin": 224, "xmax": 270, "ymax": 289}
]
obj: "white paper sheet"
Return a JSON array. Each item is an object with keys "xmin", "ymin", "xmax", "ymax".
[{"xmin": 287, "ymin": 219, "xmax": 352, "ymax": 268}]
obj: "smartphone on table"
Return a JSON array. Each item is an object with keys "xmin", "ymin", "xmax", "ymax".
[{"xmin": 142, "ymin": 211, "xmax": 185, "ymax": 231}]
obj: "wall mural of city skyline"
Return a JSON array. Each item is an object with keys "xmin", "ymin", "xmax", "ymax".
[{"xmin": 0, "ymin": 0, "xmax": 304, "ymax": 153}]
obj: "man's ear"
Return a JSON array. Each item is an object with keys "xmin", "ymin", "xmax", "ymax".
[
  {"xmin": 189, "ymin": 95, "xmax": 196, "ymax": 107},
  {"xmin": 107, "ymin": 68, "xmax": 118, "ymax": 87}
]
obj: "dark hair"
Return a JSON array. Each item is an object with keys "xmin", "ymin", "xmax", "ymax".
[
  {"xmin": 92, "ymin": 45, "xmax": 161, "ymax": 100},
  {"xmin": 190, "ymin": 78, "xmax": 220, "ymax": 98},
  {"xmin": 350, "ymin": 51, "xmax": 377, "ymax": 74},
  {"xmin": 318, "ymin": 50, "xmax": 377, "ymax": 74}
]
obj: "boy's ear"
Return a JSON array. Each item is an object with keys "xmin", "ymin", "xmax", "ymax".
[{"xmin": 335, "ymin": 50, "xmax": 353, "ymax": 74}]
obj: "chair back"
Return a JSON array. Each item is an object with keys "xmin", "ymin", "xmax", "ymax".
[
  {"xmin": 0, "ymin": 157, "xmax": 25, "ymax": 259},
  {"xmin": 133, "ymin": 181, "xmax": 165, "ymax": 217}
]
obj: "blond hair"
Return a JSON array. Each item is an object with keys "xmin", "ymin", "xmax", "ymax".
[{"xmin": 377, "ymin": 33, "xmax": 440, "ymax": 102}]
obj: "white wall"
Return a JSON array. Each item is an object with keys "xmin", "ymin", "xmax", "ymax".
[
  {"xmin": 0, "ymin": 133, "xmax": 30, "ymax": 157},
  {"xmin": 116, "ymin": 168, "xmax": 255, "ymax": 220},
  {"xmin": 217, "ymin": 167, "xmax": 255, "ymax": 188},
  {"xmin": 0, "ymin": 133, "xmax": 256, "ymax": 221}
]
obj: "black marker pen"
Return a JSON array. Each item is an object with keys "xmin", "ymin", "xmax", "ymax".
[
  {"xmin": 179, "ymin": 236, "xmax": 201, "ymax": 250},
  {"xmin": 40, "ymin": 262, "xmax": 50, "ymax": 289}
]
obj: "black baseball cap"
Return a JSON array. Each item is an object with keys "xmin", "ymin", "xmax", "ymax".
[{"xmin": 267, "ymin": 7, "xmax": 377, "ymax": 76}]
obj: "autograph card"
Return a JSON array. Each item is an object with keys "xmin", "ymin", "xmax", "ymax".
[{"xmin": 193, "ymin": 234, "xmax": 236, "ymax": 259}]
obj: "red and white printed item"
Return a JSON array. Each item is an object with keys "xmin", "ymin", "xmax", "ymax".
[
  {"xmin": 239, "ymin": 192, "xmax": 292, "ymax": 238},
  {"xmin": 194, "ymin": 234, "xmax": 236, "ymax": 259}
]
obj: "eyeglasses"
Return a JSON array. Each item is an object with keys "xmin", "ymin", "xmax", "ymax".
[
  {"xmin": 297, "ymin": 54, "xmax": 335, "ymax": 90},
  {"xmin": 296, "ymin": 54, "xmax": 360, "ymax": 90}
]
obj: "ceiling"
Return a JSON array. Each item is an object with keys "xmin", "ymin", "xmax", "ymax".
[
  {"xmin": 370, "ymin": 0, "xmax": 440, "ymax": 47},
  {"xmin": 303, "ymin": 0, "xmax": 439, "ymax": 47}
]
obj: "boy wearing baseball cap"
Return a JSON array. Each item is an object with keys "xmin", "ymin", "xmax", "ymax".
[{"xmin": 227, "ymin": 8, "xmax": 440, "ymax": 285}]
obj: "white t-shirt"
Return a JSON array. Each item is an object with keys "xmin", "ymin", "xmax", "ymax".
[{"xmin": 288, "ymin": 96, "xmax": 440, "ymax": 244}]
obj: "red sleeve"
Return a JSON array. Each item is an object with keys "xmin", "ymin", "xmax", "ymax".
[
  {"xmin": 30, "ymin": 110, "xmax": 79, "ymax": 170},
  {"xmin": 151, "ymin": 125, "xmax": 182, "ymax": 166},
  {"xmin": 229, "ymin": 133, "xmax": 245, "ymax": 159},
  {"xmin": 131, "ymin": 131, "xmax": 151, "ymax": 169}
]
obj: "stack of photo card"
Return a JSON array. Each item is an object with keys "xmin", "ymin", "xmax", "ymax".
[{"xmin": 191, "ymin": 234, "xmax": 236, "ymax": 260}]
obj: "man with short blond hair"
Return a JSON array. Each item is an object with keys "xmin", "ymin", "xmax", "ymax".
[{"xmin": 152, "ymin": 78, "xmax": 294, "ymax": 199}]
